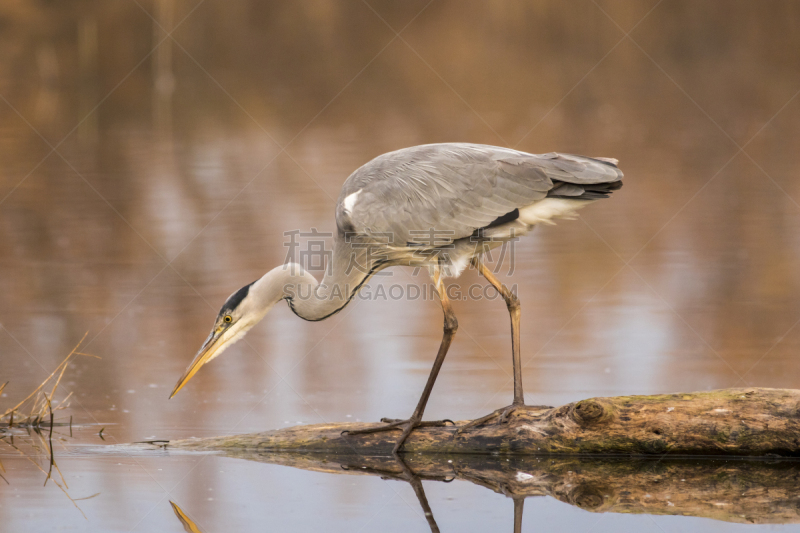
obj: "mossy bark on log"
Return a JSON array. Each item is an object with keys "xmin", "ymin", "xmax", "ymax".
[{"xmin": 168, "ymin": 388, "xmax": 800, "ymax": 456}]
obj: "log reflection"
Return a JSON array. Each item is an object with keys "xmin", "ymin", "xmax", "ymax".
[{"xmin": 209, "ymin": 450, "xmax": 800, "ymax": 527}]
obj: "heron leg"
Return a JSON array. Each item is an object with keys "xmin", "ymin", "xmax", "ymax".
[
  {"xmin": 341, "ymin": 454, "xmax": 443, "ymax": 533},
  {"xmin": 343, "ymin": 266, "xmax": 458, "ymax": 454},
  {"xmin": 396, "ymin": 453, "xmax": 441, "ymax": 533},
  {"xmin": 513, "ymin": 497, "xmax": 524, "ymax": 533},
  {"xmin": 456, "ymin": 258, "xmax": 525, "ymax": 433}
]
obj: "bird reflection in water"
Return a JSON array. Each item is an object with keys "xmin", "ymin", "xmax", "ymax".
[
  {"xmin": 340, "ymin": 454, "xmax": 525, "ymax": 533},
  {"xmin": 170, "ymin": 501, "xmax": 204, "ymax": 533},
  {"xmin": 167, "ymin": 453, "xmax": 527, "ymax": 533}
]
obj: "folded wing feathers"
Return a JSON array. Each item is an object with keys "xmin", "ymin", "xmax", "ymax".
[
  {"xmin": 338, "ymin": 144, "xmax": 622, "ymax": 245},
  {"xmin": 549, "ymin": 182, "xmax": 586, "ymax": 197}
]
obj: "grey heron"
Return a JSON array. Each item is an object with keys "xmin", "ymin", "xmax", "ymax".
[{"xmin": 170, "ymin": 143, "xmax": 623, "ymax": 453}]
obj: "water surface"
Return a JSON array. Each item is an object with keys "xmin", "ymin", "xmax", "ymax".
[{"xmin": 2, "ymin": 1, "xmax": 800, "ymax": 530}]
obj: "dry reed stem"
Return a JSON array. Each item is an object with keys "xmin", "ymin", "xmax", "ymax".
[
  {"xmin": 0, "ymin": 334, "xmax": 97, "ymax": 519},
  {"xmin": 42, "ymin": 393, "xmax": 54, "ymax": 487},
  {"xmin": 0, "ymin": 332, "xmax": 97, "ymax": 428}
]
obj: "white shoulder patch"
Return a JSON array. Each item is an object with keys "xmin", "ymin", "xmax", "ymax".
[{"xmin": 343, "ymin": 189, "xmax": 362, "ymax": 214}]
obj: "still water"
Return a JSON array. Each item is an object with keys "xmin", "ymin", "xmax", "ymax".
[{"xmin": 2, "ymin": 1, "xmax": 800, "ymax": 530}]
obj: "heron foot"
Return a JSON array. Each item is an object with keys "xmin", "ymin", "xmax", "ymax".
[
  {"xmin": 342, "ymin": 417, "xmax": 455, "ymax": 454},
  {"xmin": 456, "ymin": 403, "xmax": 525, "ymax": 434}
]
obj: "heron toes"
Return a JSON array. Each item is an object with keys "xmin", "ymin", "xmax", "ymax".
[
  {"xmin": 456, "ymin": 404, "xmax": 525, "ymax": 434},
  {"xmin": 342, "ymin": 417, "xmax": 454, "ymax": 436},
  {"xmin": 342, "ymin": 417, "xmax": 455, "ymax": 453},
  {"xmin": 341, "ymin": 419, "xmax": 408, "ymax": 436},
  {"xmin": 380, "ymin": 417, "xmax": 455, "ymax": 427}
]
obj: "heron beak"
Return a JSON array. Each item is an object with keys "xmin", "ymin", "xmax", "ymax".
[{"xmin": 170, "ymin": 329, "xmax": 223, "ymax": 399}]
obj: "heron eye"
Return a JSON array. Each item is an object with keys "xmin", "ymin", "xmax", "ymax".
[{"xmin": 223, "ymin": 315, "xmax": 232, "ymax": 323}]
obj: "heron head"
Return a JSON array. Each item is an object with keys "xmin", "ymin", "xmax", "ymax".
[{"xmin": 170, "ymin": 279, "xmax": 269, "ymax": 398}]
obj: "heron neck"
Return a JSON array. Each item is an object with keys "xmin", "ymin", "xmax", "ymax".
[{"xmin": 279, "ymin": 240, "xmax": 372, "ymax": 322}]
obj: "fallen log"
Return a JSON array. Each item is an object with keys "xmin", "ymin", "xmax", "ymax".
[{"xmin": 168, "ymin": 388, "xmax": 800, "ymax": 456}]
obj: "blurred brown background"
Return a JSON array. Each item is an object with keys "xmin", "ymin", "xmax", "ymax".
[{"xmin": 1, "ymin": 0, "xmax": 800, "ymax": 439}]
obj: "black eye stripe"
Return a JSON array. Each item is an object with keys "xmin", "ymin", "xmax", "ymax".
[{"xmin": 221, "ymin": 280, "xmax": 257, "ymax": 314}]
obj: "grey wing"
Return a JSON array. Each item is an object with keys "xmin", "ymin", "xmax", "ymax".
[{"xmin": 335, "ymin": 143, "xmax": 622, "ymax": 246}]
